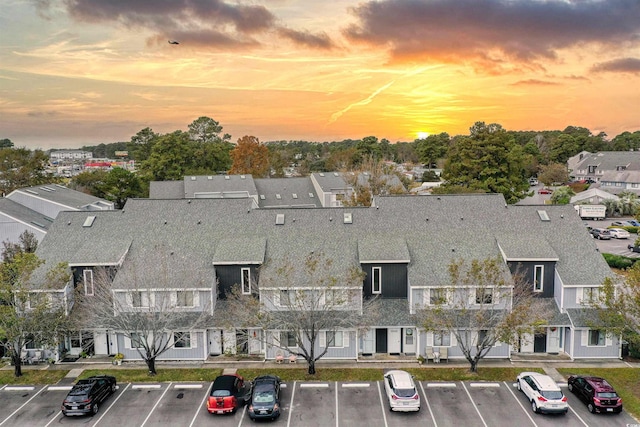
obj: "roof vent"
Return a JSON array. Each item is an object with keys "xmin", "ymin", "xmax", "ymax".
[
  {"xmin": 241, "ymin": 175, "xmax": 246, "ymax": 179},
  {"xmin": 292, "ymin": 193, "xmax": 298, "ymax": 199},
  {"xmin": 83, "ymin": 216, "xmax": 96, "ymax": 227},
  {"xmin": 276, "ymin": 194, "xmax": 281, "ymax": 200},
  {"xmin": 260, "ymin": 194, "xmax": 266, "ymax": 200},
  {"xmin": 276, "ymin": 214, "xmax": 285, "ymax": 225},
  {"xmin": 190, "ymin": 176, "xmax": 196, "ymax": 181},
  {"xmin": 25, "ymin": 189, "xmax": 38, "ymax": 195},
  {"xmin": 207, "ymin": 176, "xmax": 213, "ymax": 180},
  {"xmin": 343, "ymin": 213, "xmax": 353, "ymax": 224},
  {"xmin": 309, "ymin": 193, "xmax": 314, "ymax": 198},
  {"xmin": 319, "ymin": 173, "xmax": 325, "ymax": 177},
  {"xmin": 225, "ymin": 176, "xmax": 230, "ymax": 180},
  {"xmin": 334, "ymin": 172, "xmax": 339, "ymax": 176}
]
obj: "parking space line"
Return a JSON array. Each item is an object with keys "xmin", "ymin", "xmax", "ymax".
[
  {"xmin": 461, "ymin": 382, "xmax": 488, "ymax": 427},
  {"xmin": 286, "ymin": 381, "xmax": 297, "ymax": 427},
  {"xmin": 43, "ymin": 410, "xmax": 62, "ymax": 427},
  {"xmin": 568, "ymin": 405, "xmax": 590, "ymax": 426},
  {"xmin": 132, "ymin": 384, "xmax": 162, "ymax": 389},
  {"xmin": 174, "ymin": 384, "xmax": 203, "ymax": 389},
  {"xmin": 93, "ymin": 382, "xmax": 132, "ymax": 427},
  {"xmin": 47, "ymin": 386, "xmax": 73, "ymax": 391},
  {"xmin": 335, "ymin": 382, "xmax": 339, "ymax": 427},
  {"xmin": 4, "ymin": 386, "xmax": 35, "ymax": 391},
  {"xmin": 418, "ymin": 381, "xmax": 438, "ymax": 427},
  {"xmin": 0, "ymin": 385, "xmax": 5, "ymax": 391},
  {"xmin": 502, "ymin": 381, "xmax": 538, "ymax": 427},
  {"xmin": 140, "ymin": 382, "xmax": 172, "ymax": 427},
  {"xmin": 427, "ymin": 382, "xmax": 456, "ymax": 388},
  {"xmin": 188, "ymin": 383, "xmax": 210, "ymax": 427},
  {"xmin": 342, "ymin": 383, "xmax": 370, "ymax": 388},
  {"xmin": 375, "ymin": 381, "xmax": 388, "ymax": 427},
  {"xmin": 0, "ymin": 385, "xmax": 46, "ymax": 426},
  {"xmin": 300, "ymin": 383, "xmax": 329, "ymax": 388},
  {"xmin": 469, "ymin": 382, "xmax": 500, "ymax": 387}
]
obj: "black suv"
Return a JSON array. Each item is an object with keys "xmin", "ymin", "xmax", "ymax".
[
  {"xmin": 248, "ymin": 375, "xmax": 282, "ymax": 421},
  {"xmin": 62, "ymin": 375, "xmax": 117, "ymax": 416}
]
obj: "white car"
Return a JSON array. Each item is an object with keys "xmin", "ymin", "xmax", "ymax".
[
  {"xmin": 383, "ymin": 370, "xmax": 420, "ymax": 412},
  {"xmin": 609, "ymin": 228, "xmax": 630, "ymax": 239},
  {"xmin": 516, "ymin": 372, "xmax": 568, "ymax": 415}
]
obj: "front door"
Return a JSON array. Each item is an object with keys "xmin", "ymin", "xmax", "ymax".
[
  {"xmin": 375, "ymin": 329, "xmax": 387, "ymax": 353},
  {"xmin": 209, "ymin": 329, "xmax": 222, "ymax": 355},
  {"xmin": 388, "ymin": 328, "xmax": 401, "ymax": 354},
  {"xmin": 534, "ymin": 332, "xmax": 547, "ymax": 353},
  {"xmin": 248, "ymin": 329, "xmax": 262, "ymax": 355},
  {"xmin": 236, "ymin": 329, "xmax": 248, "ymax": 354},
  {"xmin": 547, "ymin": 327, "xmax": 561, "ymax": 353},
  {"xmin": 404, "ymin": 328, "xmax": 416, "ymax": 354},
  {"xmin": 362, "ymin": 330, "xmax": 375, "ymax": 355}
]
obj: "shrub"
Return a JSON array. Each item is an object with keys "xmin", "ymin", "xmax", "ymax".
[{"xmin": 603, "ymin": 253, "xmax": 636, "ymax": 270}]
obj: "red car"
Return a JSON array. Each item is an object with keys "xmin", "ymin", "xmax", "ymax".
[
  {"xmin": 567, "ymin": 375, "xmax": 623, "ymax": 414},
  {"xmin": 538, "ymin": 188, "xmax": 552, "ymax": 194},
  {"xmin": 207, "ymin": 374, "xmax": 251, "ymax": 414}
]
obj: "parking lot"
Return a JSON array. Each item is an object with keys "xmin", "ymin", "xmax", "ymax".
[
  {"xmin": 1, "ymin": 379, "xmax": 636, "ymax": 427},
  {"xmin": 583, "ymin": 218, "xmax": 640, "ymax": 259}
]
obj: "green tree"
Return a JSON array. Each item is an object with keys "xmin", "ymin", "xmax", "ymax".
[
  {"xmin": 188, "ymin": 116, "xmax": 230, "ymax": 144},
  {"xmin": 548, "ymin": 134, "xmax": 580, "ymax": 164},
  {"xmin": 612, "ymin": 131, "xmax": 640, "ymax": 151},
  {"xmin": 69, "ymin": 170, "xmax": 109, "ymax": 199},
  {"xmin": 0, "ymin": 148, "xmax": 53, "ymax": 195},
  {"xmin": 441, "ymin": 122, "xmax": 529, "ymax": 203},
  {"xmin": 0, "ymin": 250, "xmax": 70, "ymax": 377},
  {"xmin": 0, "ymin": 138, "xmax": 14, "ymax": 148},
  {"xmin": 355, "ymin": 136, "xmax": 382, "ymax": 163},
  {"xmin": 550, "ymin": 186, "xmax": 575, "ymax": 205},
  {"xmin": 229, "ymin": 136, "xmax": 270, "ymax": 177},
  {"xmin": 416, "ymin": 132, "xmax": 449, "ymax": 168},
  {"xmin": 138, "ymin": 131, "xmax": 195, "ymax": 181},
  {"xmin": 128, "ymin": 128, "xmax": 159, "ymax": 162},
  {"xmin": 102, "ymin": 168, "xmax": 144, "ymax": 209}
]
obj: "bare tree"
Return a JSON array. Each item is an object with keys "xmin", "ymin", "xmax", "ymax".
[
  {"xmin": 341, "ymin": 156, "xmax": 407, "ymax": 207},
  {"xmin": 0, "ymin": 252, "xmax": 70, "ymax": 377},
  {"xmin": 75, "ymin": 248, "xmax": 213, "ymax": 375},
  {"xmin": 416, "ymin": 257, "xmax": 552, "ymax": 373},
  {"xmin": 226, "ymin": 251, "xmax": 380, "ymax": 375}
]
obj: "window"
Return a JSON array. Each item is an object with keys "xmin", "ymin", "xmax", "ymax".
[
  {"xmin": 475, "ymin": 288, "xmax": 493, "ymax": 304},
  {"xmin": 176, "ymin": 291, "xmax": 194, "ymax": 307},
  {"xmin": 372, "ymin": 267, "xmax": 381, "ymax": 294},
  {"xmin": 129, "ymin": 333, "xmax": 144, "ymax": 348},
  {"xmin": 429, "ymin": 288, "xmax": 447, "ymax": 305},
  {"xmin": 477, "ymin": 330, "xmax": 488, "ymax": 346},
  {"xmin": 533, "ymin": 265, "xmax": 543, "ymax": 292},
  {"xmin": 241, "ymin": 268, "xmax": 251, "ymax": 295},
  {"xmin": 174, "ymin": 332, "xmax": 192, "ymax": 348},
  {"xmin": 280, "ymin": 331, "xmax": 297, "ymax": 348},
  {"xmin": 584, "ymin": 287, "xmax": 600, "ymax": 303},
  {"xmin": 588, "ymin": 330, "xmax": 605, "ymax": 346},
  {"xmin": 279, "ymin": 290, "xmax": 291, "ymax": 306},
  {"xmin": 83, "ymin": 269, "xmax": 94, "ymax": 296},
  {"xmin": 326, "ymin": 289, "xmax": 347, "ymax": 306},
  {"xmin": 327, "ymin": 331, "xmax": 344, "ymax": 347},
  {"xmin": 434, "ymin": 331, "xmax": 451, "ymax": 346},
  {"xmin": 28, "ymin": 292, "xmax": 47, "ymax": 309},
  {"xmin": 131, "ymin": 291, "xmax": 149, "ymax": 308}
]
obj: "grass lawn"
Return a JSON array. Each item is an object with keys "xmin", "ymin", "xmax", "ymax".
[
  {"xmin": 0, "ymin": 369, "xmax": 69, "ymax": 385},
  {"xmin": 79, "ymin": 368, "xmax": 223, "ymax": 383},
  {"xmin": 557, "ymin": 368, "xmax": 640, "ymax": 419}
]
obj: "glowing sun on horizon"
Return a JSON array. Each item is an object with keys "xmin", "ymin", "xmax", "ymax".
[{"xmin": 417, "ymin": 131, "xmax": 429, "ymax": 139}]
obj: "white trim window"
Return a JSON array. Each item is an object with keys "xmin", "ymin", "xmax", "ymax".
[
  {"xmin": 125, "ymin": 332, "xmax": 145, "ymax": 349},
  {"xmin": 372, "ymin": 267, "xmax": 382, "ymax": 294},
  {"xmin": 576, "ymin": 287, "xmax": 600, "ymax": 304},
  {"xmin": 279, "ymin": 290, "xmax": 291, "ymax": 307},
  {"xmin": 173, "ymin": 331, "xmax": 196, "ymax": 349},
  {"xmin": 533, "ymin": 265, "xmax": 544, "ymax": 292},
  {"xmin": 280, "ymin": 331, "xmax": 297, "ymax": 348},
  {"xmin": 320, "ymin": 330, "xmax": 350, "ymax": 348},
  {"xmin": 583, "ymin": 329, "xmax": 612, "ymax": 347},
  {"xmin": 176, "ymin": 291, "xmax": 195, "ymax": 307},
  {"xmin": 434, "ymin": 330, "xmax": 451, "ymax": 347},
  {"xmin": 27, "ymin": 292, "xmax": 51, "ymax": 309},
  {"xmin": 429, "ymin": 288, "xmax": 448, "ymax": 305},
  {"xmin": 241, "ymin": 268, "xmax": 251, "ymax": 295},
  {"xmin": 130, "ymin": 291, "xmax": 149, "ymax": 308},
  {"xmin": 474, "ymin": 288, "xmax": 493, "ymax": 305},
  {"xmin": 83, "ymin": 269, "xmax": 94, "ymax": 296}
]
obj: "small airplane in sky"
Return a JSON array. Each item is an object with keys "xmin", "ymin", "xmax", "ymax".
[{"xmin": 168, "ymin": 40, "xmax": 179, "ymax": 45}]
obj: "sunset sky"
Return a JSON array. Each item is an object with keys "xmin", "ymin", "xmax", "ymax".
[{"xmin": 2, "ymin": 0, "xmax": 640, "ymax": 150}]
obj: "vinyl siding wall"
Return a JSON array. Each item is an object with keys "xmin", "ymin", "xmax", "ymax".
[
  {"xmin": 572, "ymin": 330, "xmax": 620, "ymax": 358},
  {"xmin": 265, "ymin": 330, "xmax": 357, "ymax": 360},
  {"xmin": 116, "ymin": 331, "xmax": 206, "ymax": 360},
  {"xmin": 418, "ymin": 330, "xmax": 510, "ymax": 359},
  {"xmin": 362, "ymin": 264, "xmax": 407, "ymax": 298}
]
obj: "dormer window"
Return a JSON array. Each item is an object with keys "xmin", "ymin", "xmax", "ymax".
[
  {"xmin": 372, "ymin": 267, "xmax": 381, "ymax": 294},
  {"xmin": 83, "ymin": 269, "xmax": 94, "ymax": 296},
  {"xmin": 533, "ymin": 265, "xmax": 544, "ymax": 292},
  {"xmin": 241, "ymin": 268, "xmax": 251, "ymax": 295}
]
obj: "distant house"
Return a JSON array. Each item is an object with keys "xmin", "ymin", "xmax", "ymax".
[
  {"xmin": 49, "ymin": 150, "xmax": 93, "ymax": 161},
  {"xmin": 0, "ymin": 185, "xmax": 114, "ymax": 254},
  {"xmin": 570, "ymin": 188, "xmax": 620, "ymax": 205}
]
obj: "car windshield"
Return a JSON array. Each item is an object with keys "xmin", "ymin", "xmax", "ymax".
[
  {"xmin": 541, "ymin": 390, "xmax": 563, "ymax": 400},
  {"xmin": 66, "ymin": 393, "xmax": 90, "ymax": 402},
  {"xmin": 394, "ymin": 387, "xmax": 416, "ymax": 398},
  {"xmin": 211, "ymin": 390, "xmax": 231, "ymax": 397},
  {"xmin": 596, "ymin": 392, "xmax": 618, "ymax": 398}
]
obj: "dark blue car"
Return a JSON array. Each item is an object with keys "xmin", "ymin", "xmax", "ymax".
[{"xmin": 248, "ymin": 375, "xmax": 281, "ymax": 421}]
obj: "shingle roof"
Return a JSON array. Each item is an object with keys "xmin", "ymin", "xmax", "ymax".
[
  {"xmin": 0, "ymin": 198, "xmax": 52, "ymax": 231},
  {"xmin": 7, "ymin": 185, "xmax": 112, "ymax": 210},
  {"xmin": 254, "ymin": 178, "xmax": 321, "ymax": 208}
]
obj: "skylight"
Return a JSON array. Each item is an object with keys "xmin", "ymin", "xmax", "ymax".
[
  {"xmin": 275, "ymin": 214, "xmax": 285, "ymax": 225},
  {"xmin": 83, "ymin": 216, "xmax": 96, "ymax": 227},
  {"xmin": 537, "ymin": 210, "xmax": 550, "ymax": 221}
]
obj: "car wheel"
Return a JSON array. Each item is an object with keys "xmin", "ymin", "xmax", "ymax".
[
  {"xmin": 111, "ymin": 383, "xmax": 117, "ymax": 393},
  {"xmin": 531, "ymin": 400, "xmax": 538, "ymax": 414},
  {"xmin": 588, "ymin": 403, "xmax": 596, "ymax": 413},
  {"xmin": 91, "ymin": 403, "xmax": 99, "ymax": 416},
  {"xmin": 516, "ymin": 380, "xmax": 521, "ymax": 391},
  {"xmin": 567, "ymin": 383, "xmax": 573, "ymax": 392}
]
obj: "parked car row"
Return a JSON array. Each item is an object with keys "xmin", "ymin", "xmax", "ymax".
[{"xmin": 516, "ymin": 372, "xmax": 623, "ymax": 416}]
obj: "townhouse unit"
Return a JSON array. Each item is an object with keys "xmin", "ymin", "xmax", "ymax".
[
  {"xmin": 29, "ymin": 193, "xmax": 618, "ymax": 362},
  {"xmin": 569, "ymin": 151, "xmax": 640, "ymax": 194}
]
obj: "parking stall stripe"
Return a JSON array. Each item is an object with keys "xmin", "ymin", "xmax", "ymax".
[
  {"xmin": 174, "ymin": 384, "xmax": 203, "ymax": 389},
  {"xmin": 140, "ymin": 382, "xmax": 172, "ymax": 427},
  {"xmin": 342, "ymin": 383, "xmax": 370, "ymax": 388},
  {"xmin": 47, "ymin": 386, "xmax": 73, "ymax": 391},
  {"xmin": 286, "ymin": 381, "xmax": 297, "ymax": 427},
  {"xmin": 568, "ymin": 405, "xmax": 590, "ymax": 426},
  {"xmin": 461, "ymin": 382, "xmax": 488, "ymax": 427},
  {"xmin": 43, "ymin": 410, "xmax": 63, "ymax": 427},
  {"xmin": 502, "ymin": 381, "xmax": 538, "ymax": 427},
  {"xmin": 4, "ymin": 386, "xmax": 35, "ymax": 391},
  {"xmin": 300, "ymin": 383, "xmax": 329, "ymax": 388},
  {"xmin": 188, "ymin": 383, "xmax": 211, "ymax": 427},
  {"xmin": 132, "ymin": 384, "xmax": 162, "ymax": 389},
  {"xmin": 335, "ymin": 382, "xmax": 339, "ymax": 427},
  {"xmin": 418, "ymin": 381, "xmax": 438, "ymax": 427},
  {"xmin": 469, "ymin": 382, "xmax": 500, "ymax": 388},
  {"xmin": 426, "ymin": 382, "xmax": 456, "ymax": 388},
  {"xmin": 0, "ymin": 385, "xmax": 5, "ymax": 391},
  {"xmin": 0, "ymin": 385, "xmax": 47, "ymax": 426},
  {"xmin": 375, "ymin": 381, "xmax": 389, "ymax": 427},
  {"xmin": 93, "ymin": 382, "xmax": 132, "ymax": 427}
]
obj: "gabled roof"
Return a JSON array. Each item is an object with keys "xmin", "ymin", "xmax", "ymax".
[
  {"xmin": 570, "ymin": 188, "xmax": 619, "ymax": 204},
  {"xmin": 7, "ymin": 185, "xmax": 113, "ymax": 211},
  {"xmin": 0, "ymin": 198, "xmax": 52, "ymax": 231},
  {"xmin": 254, "ymin": 177, "xmax": 320, "ymax": 208},
  {"xmin": 574, "ymin": 151, "xmax": 640, "ymax": 172},
  {"xmin": 185, "ymin": 175, "xmax": 257, "ymax": 199}
]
